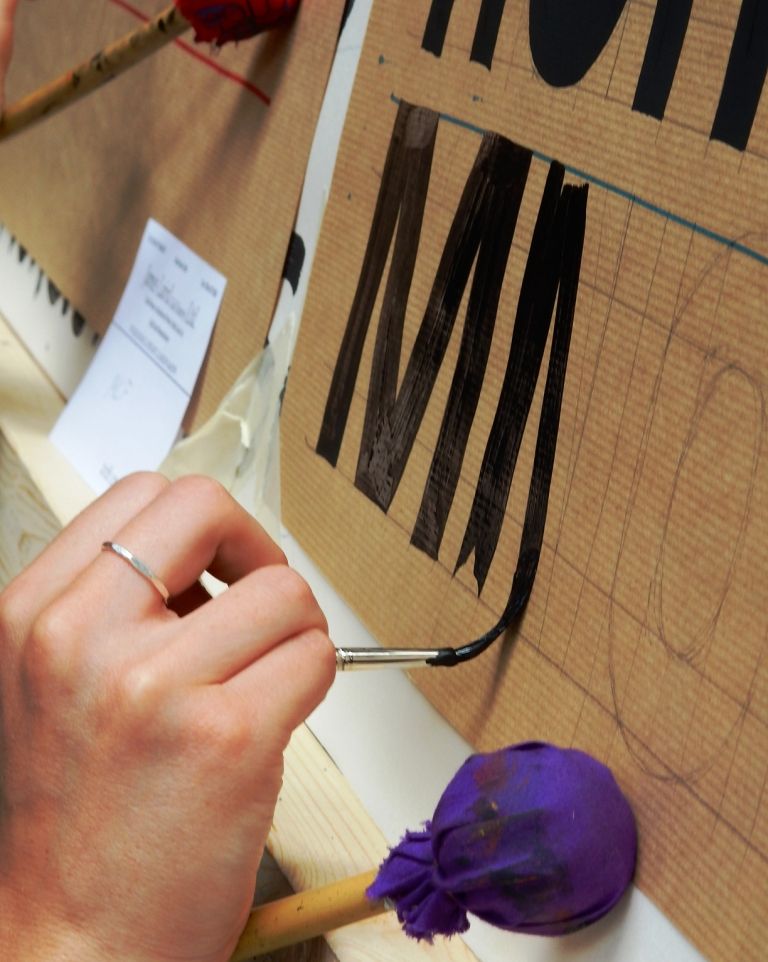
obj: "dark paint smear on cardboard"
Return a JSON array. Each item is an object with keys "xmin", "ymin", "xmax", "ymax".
[{"xmin": 282, "ymin": 231, "xmax": 306, "ymax": 294}]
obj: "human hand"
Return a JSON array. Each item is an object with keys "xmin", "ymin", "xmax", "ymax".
[
  {"xmin": 0, "ymin": 0, "xmax": 19, "ymax": 111},
  {"xmin": 0, "ymin": 472, "xmax": 336, "ymax": 962}
]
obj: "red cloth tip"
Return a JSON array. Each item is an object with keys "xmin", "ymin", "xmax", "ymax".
[{"xmin": 175, "ymin": 1, "xmax": 300, "ymax": 45}]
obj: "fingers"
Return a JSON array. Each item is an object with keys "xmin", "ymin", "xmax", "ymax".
[
  {"xmin": 150, "ymin": 564, "xmax": 328, "ymax": 684},
  {"xmin": 2, "ymin": 468, "xmax": 335, "ymax": 748},
  {"xmin": 226, "ymin": 625, "xmax": 336, "ymax": 745},
  {"xmin": 4, "ymin": 471, "xmax": 287, "ymax": 647},
  {"xmin": 80, "ymin": 474, "xmax": 286, "ymax": 622},
  {"xmin": 3, "ymin": 472, "xmax": 170, "ymax": 624}
]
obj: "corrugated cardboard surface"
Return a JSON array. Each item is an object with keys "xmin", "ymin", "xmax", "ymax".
[
  {"xmin": 0, "ymin": 0, "xmax": 344, "ymax": 424},
  {"xmin": 283, "ymin": 2, "xmax": 768, "ymax": 959}
]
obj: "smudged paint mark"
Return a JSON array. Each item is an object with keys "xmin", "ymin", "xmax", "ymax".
[{"xmin": 282, "ymin": 231, "xmax": 306, "ymax": 294}]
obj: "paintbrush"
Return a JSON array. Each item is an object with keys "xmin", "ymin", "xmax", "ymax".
[
  {"xmin": 229, "ymin": 742, "xmax": 638, "ymax": 959},
  {"xmin": 334, "ymin": 622, "xmax": 509, "ymax": 669},
  {"xmin": 0, "ymin": 0, "xmax": 299, "ymax": 142}
]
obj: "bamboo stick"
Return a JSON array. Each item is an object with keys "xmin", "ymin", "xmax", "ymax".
[
  {"xmin": 0, "ymin": 2, "xmax": 189, "ymax": 142},
  {"xmin": 230, "ymin": 869, "xmax": 387, "ymax": 961}
]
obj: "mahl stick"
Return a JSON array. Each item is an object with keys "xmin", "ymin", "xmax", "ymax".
[
  {"xmin": 231, "ymin": 870, "xmax": 384, "ymax": 961},
  {"xmin": 228, "ymin": 743, "xmax": 638, "ymax": 959},
  {"xmin": 0, "ymin": 3, "xmax": 189, "ymax": 143}
]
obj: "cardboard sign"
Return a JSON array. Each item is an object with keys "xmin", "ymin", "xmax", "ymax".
[
  {"xmin": 0, "ymin": 0, "xmax": 345, "ymax": 424},
  {"xmin": 282, "ymin": 3, "xmax": 768, "ymax": 959}
]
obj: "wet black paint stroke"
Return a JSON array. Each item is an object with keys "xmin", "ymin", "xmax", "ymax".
[
  {"xmin": 316, "ymin": 98, "xmax": 589, "ymax": 666},
  {"xmin": 529, "ymin": 0, "xmax": 628, "ymax": 87},
  {"xmin": 456, "ymin": 161, "xmax": 567, "ymax": 591},
  {"xmin": 356, "ymin": 134, "xmax": 533, "ymax": 511},
  {"xmin": 470, "ymin": 0, "xmax": 508, "ymax": 69},
  {"xmin": 409, "ymin": 136, "xmax": 532, "ymax": 556},
  {"xmin": 632, "ymin": 0, "xmax": 693, "ymax": 119},
  {"xmin": 353, "ymin": 111, "xmax": 442, "ymax": 506},
  {"xmin": 316, "ymin": 101, "xmax": 439, "ymax": 467},
  {"xmin": 711, "ymin": 0, "xmax": 768, "ymax": 151},
  {"xmin": 422, "ymin": 0, "xmax": 456, "ymax": 58},
  {"xmin": 434, "ymin": 183, "xmax": 588, "ymax": 666}
]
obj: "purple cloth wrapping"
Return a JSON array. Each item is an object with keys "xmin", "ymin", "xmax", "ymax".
[{"xmin": 367, "ymin": 742, "xmax": 637, "ymax": 941}]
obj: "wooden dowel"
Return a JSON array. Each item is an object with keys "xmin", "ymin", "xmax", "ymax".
[
  {"xmin": 0, "ymin": 2, "xmax": 190, "ymax": 142},
  {"xmin": 230, "ymin": 869, "xmax": 387, "ymax": 961}
]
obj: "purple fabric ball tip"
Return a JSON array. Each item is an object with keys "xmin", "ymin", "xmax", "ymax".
[{"xmin": 367, "ymin": 742, "xmax": 637, "ymax": 942}]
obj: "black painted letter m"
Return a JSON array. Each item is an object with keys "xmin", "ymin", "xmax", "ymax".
[{"xmin": 317, "ymin": 100, "xmax": 586, "ymax": 590}]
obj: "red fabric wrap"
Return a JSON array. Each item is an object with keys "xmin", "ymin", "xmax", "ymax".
[{"xmin": 175, "ymin": 1, "xmax": 301, "ymax": 45}]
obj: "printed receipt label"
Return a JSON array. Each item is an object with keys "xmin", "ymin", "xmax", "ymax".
[{"xmin": 50, "ymin": 218, "xmax": 226, "ymax": 494}]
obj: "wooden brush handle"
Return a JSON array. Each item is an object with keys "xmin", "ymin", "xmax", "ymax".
[
  {"xmin": 230, "ymin": 869, "xmax": 387, "ymax": 961},
  {"xmin": 0, "ymin": 2, "xmax": 189, "ymax": 142}
]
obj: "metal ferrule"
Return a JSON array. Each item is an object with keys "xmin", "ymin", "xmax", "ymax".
[{"xmin": 334, "ymin": 646, "xmax": 443, "ymax": 671}]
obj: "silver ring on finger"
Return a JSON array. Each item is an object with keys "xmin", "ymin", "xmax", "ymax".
[{"xmin": 101, "ymin": 541, "xmax": 170, "ymax": 605}]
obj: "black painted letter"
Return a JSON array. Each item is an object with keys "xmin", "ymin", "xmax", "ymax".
[
  {"xmin": 529, "ymin": 0, "xmax": 628, "ymax": 87},
  {"xmin": 470, "ymin": 0, "xmax": 508, "ymax": 69},
  {"xmin": 422, "ymin": 0, "xmax": 456, "ymax": 58},
  {"xmin": 316, "ymin": 101, "xmax": 438, "ymax": 468},
  {"xmin": 711, "ymin": 0, "xmax": 768, "ymax": 151},
  {"xmin": 633, "ymin": 0, "xmax": 693, "ymax": 119}
]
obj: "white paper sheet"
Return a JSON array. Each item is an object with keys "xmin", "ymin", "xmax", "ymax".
[{"xmin": 50, "ymin": 219, "xmax": 225, "ymax": 494}]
